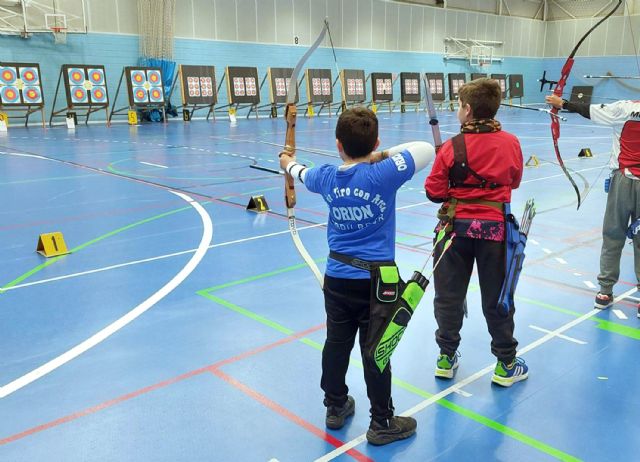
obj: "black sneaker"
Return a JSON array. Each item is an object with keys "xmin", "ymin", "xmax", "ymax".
[
  {"xmin": 325, "ymin": 395, "xmax": 355, "ymax": 430},
  {"xmin": 594, "ymin": 292, "xmax": 613, "ymax": 309},
  {"xmin": 366, "ymin": 416, "xmax": 417, "ymax": 446}
]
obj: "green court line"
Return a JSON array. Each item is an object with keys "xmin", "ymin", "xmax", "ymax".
[
  {"xmin": 517, "ymin": 296, "xmax": 640, "ymax": 340},
  {"xmin": 1, "ymin": 206, "xmax": 191, "ymax": 292},
  {"xmin": 197, "ymin": 265, "xmax": 581, "ymax": 462}
]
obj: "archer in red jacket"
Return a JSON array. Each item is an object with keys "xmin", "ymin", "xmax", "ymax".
[{"xmin": 424, "ymin": 78, "xmax": 528, "ymax": 387}]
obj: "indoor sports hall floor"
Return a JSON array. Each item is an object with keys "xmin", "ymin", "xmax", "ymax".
[{"xmin": 0, "ymin": 106, "xmax": 638, "ymax": 461}]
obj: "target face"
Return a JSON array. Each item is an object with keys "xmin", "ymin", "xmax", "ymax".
[
  {"xmin": 0, "ymin": 67, "xmax": 17, "ymax": 85},
  {"xmin": 147, "ymin": 70, "xmax": 162, "ymax": 86},
  {"xmin": 91, "ymin": 86, "xmax": 107, "ymax": 103},
  {"xmin": 149, "ymin": 87, "xmax": 164, "ymax": 103},
  {"xmin": 20, "ymin": 67, "xmax": 39, "ymax": 85},
  {"xmin": 233, "ymin": 77, "xmax": 246, "ymax": 96},
  {"xmin": 133, "ymin": 87, "xmax": 148, "ymax": 103},
  {"xmin": 68, "ymin": 68, "xmax": 85, "ymax": 85},
  {"xmin": 200, "ymin": 77, "xmax": 213, "ymax": 96},
  {"xmin": 404, "ymin": 79, "xmax": 419, "ymax": 95},
  {"xmin": 312, "ymin": 78, "xmax": 321, "ymax": 96},
  {"xmin": 0, "ymin": 86, "xmax": 20, "ymax": 104},
  {"xmin": 245, "ymin": 77, "xmax": 256, "ymax": 96},
  {"xmin": 188, "ymin": 77, "xmax": 200, "ymax": 97},
  {"xmin": 88, "ymin": 68, "xmax": 105, "ymax": 85},
  {"xmin": 70, "ymin": 86, "xmax": 88, "ymax": 103},
  {"xmin": 22, "ymin": 86, "xmax": 42, "ymax": 104},
  {"xmin": 321, "ymin": 78, "xmax": 331, "ymax": 96},
  {"xmin": 131, "ymin": 70, "xmax": 146, "ymax": 86}
]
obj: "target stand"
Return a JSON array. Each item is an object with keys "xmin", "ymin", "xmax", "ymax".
[
  {"xmin": 255, "ymin": 67, "xmax": 297, "ymax": 118},
  {"xmin": 508, "ymin": 74, "xmax": 524, "ymax": 106},
  {"xmin": 167, "ymin": 65, "xmax": 217, "ymax": 122},
  {"xmin": 108, "ymin": 67, "xmax": 166, "ymax": 124},
  {"xmin": 368, "ymin": 72, "xmax": 394, "ymax": 113},
  {"xmin": 49, "ymin": 65, "xmax": 109, "ymax": 127},
  {"xmin": 399, "ymin": 72, "xmax": 422, "ymax": 113},
  {"xmin": 336, "ymin": 69, "xmax": 366, "ymax": 115},
  {"xmin": 0, "ymin": 62, "xmax": 46, "ymax": 128},
  {"xmin": 302, "ymin": 69, "xmax": 333, "ymax": 117},
  {"xmin": 447, "ymin": 73, "xmax": 467, "ymax": 111},
  {"xmin": 215, "ymin": 67, "xmax": 260, "ymax": 120},
  {"xmin": 425, "ymin": 73, "xmax": 446, "ymax": 110}
]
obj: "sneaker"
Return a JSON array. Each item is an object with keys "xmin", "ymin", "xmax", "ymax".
[
  {"xmin": 325, "ymin": 395, "xmax": 355, "ymax": 430},
  {"xmin": 492, "ymin": 357, "xmax": 529, "ymax": 387},
  {"xmin": 435, "ymin": 351, "xmax": 460, "ymax": 379},
  {"xmin": 594, "ymin": 292, "xmax": 613, "ymax": 309},
  {"xmin": 366, "ymin": 416, "xmax": 417, "ymax": 446}
]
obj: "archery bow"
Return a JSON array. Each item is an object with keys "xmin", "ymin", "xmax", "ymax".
[
  {"xmin": 423, "ymin": 75, "xmax": 443, "ymax": 151},
  {"xmin": 281, "ymin": 21, "xmax": 329, "ymax": 288},
  {"xmin": 549, "ymin": 0, "xmax": 622, "ymax": 210}
]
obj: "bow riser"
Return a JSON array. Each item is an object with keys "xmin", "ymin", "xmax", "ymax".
[{"xmin": 284, "ymin": 103, "xmax": 297, "ymax": 208}]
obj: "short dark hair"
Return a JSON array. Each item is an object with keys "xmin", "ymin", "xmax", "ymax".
[
  {"xmin": 459, "ymin": 78, "xmax": 502, "ymax": 119},
  {"xmin": 335, "ymin": 107, "xmax": 378, "ymax": 158}
]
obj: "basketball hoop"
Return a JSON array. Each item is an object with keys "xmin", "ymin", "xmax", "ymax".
[{"xmin": 51, "ymin": 26, "xmax": 67, "ymax": 44}]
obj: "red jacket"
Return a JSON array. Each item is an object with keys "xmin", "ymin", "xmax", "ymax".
[{"xmin": 425, "ymin": 130, "xmax": 523, "ymax": 221}]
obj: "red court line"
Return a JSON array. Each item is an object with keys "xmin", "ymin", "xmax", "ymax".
[
  {"xmin": 211, "ymin": 368, "xmax": 374, "ymax": 462},
  {"xmin": 0, "ymin": 323, "xmax": 325, "ymax": 446}
]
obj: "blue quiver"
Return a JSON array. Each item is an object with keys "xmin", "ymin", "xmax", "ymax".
[{"xmin": 497, "ymin": 206, "xmax": 527, "ymax": 316}]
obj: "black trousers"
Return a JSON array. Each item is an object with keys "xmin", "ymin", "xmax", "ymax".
[
  {"xmin": 321, "ymin": 275, "xmax": 393, "ymax": 422},
  {"xmin": 433, "ymin": 236, "xmax": 518, "ymax": 362}
]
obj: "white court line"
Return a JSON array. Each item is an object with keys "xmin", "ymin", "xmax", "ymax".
[
  {"xmin": 529, "ymin": 325, "xmax": 587, "ymax": 345},
  {"xmin": 554, "ymin": 257, "xmax": 567, "ymax": 265},
  {"xmin": 529, "ymin": 239, "xmax": 539, "ymax": 245},
  {"xmin": 0, "ymin": 191, "xmax": 213, "ymax": 398},
  {"xmin": 314, "ymin": 286, "xmax": 638, "ymax": 462},
  {"xmin": 2, "ymin": 224, "xmax": 325, "ymax": 292},
  {"xmin": 140, "ymin": 161, "xmax": 168, "ymax": 169},
  {"xmin": 612, "ymin": 309, "xmax": 628, "ymax": 320},
  {"xmin": 453, "ymin": 389, "xmax": 473, "ymax": 397},
  {"xmin": 583, "ymin": 281, "xmax": 597, "ymax": 289},
  {"xmin": 625, "ymin": 295, "xmax": 640, "ymax": 302},
  {"xmin": 573, "ymin": 272, "xmax": 582, "ymax": 276},
  {"xmin": 4, "ymin": 202, "xmax": 428, "ymax": 292},
  {"xmin": 542, "ymin": 248, "xmax": 553, "ymax": 254}
]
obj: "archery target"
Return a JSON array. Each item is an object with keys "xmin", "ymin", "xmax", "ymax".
[
  {"xmin": 0, "ymin": 86, "xmax": 20, "ymax": 104},
  {"xmin": 68, "ymin": 68, "xmax": 85, "ymax": 85},
  {"xmin": 321, "ymin": 78, "xmax": 331, "ymax": 96},
  {"xmin": 70, "ymin": 86, "xmax": 89, "ymax": 103},
  {"xmin": 245, "ymin": 77, "xmax": 256, "ymax": 96},
  {"xmin": 147, "ymin": 70, "xmax": 162, "ymax": 86},
  {"xmin": 91, "ymin": 86, "xmax": 107, "ymax": 103},
  {"xmin": 347, "ymin": 79, "xmax": 355, "ymax": 96},
  {"xmin": 131, "ymin": 70, "xmax": 146, "ymax": 86},
  {"xmin": 405, "ymin": 79, "xmax": 419, "ymax": 95},
  {"xmin": 149, "ymin": 87, "xmax": 164, "ymax": 103},
  {"xmin": 20, "ymin": 67, "xmax": 39, "ymax": 85},
  {"xmin": 0, "ymin": 67, "xmax": 17, "ymax": 85},
  {"xmin": 275, "ymin": 78, "xmax": 286, "ymax": 96},
  {"xmin": 188, "ymin": 77, "xmax": 200, "ymax": 97},
  {"xmin": 375, "ymin": 78, "xmax": 392, "ymax": 95},
  {"xmin": 233, "ymin": 77, "xmax": 246, "ymax": 96},
  {"xmin": 133, "ymin": 87, "xmax": 148, "ymax": 103},
  {"xmin": 88, "ymin": 68, "xmax": 105, "ymax": 86},
  {"xmin": 200, "ymin": 77, "xmax": 213, "ymax": 97},
  {"xmin": 22, "ymin": 86, "xmax": 42, "ymax": 104},
  {"xmin": 312, "ymin": 78, "xmax": 321, "ymax": 96}
]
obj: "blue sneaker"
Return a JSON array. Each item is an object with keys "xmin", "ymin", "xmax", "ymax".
[
  {"xmin": 435, "ymin": 352, "xmax": 459, "ymax": 379},
  {"xmin": 492, "ymin": 357, "xmax": 528, "ymax": 387}
]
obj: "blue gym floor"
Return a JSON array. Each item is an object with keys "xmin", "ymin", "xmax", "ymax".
[{"xmin": 0, "ymin": 107, "xmax": 638, "ymax": 462}]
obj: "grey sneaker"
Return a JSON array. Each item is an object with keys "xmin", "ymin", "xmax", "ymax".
[
  {"xmin": 594, "ymin": 292, "xmax": 613, "ymax": 309},
  {"xmin": 325, "ymin": 395, "xmax": 355, "ymax": 430},
  {"xmin": 366, "ymin": 416, "xmax": 417, "ymax": 446}
]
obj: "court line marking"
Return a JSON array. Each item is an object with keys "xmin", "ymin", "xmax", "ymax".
[
  {"xmin": 0, "ymin": 191, "xmax": 213, "ymax": 399},
  {"xmin": 612, "ymin": 309, "xmax": 628, "ymax": 320},
  {"xmin": 140, "ymin": 161, "xmax": 168, "ymax": 169},
  {"xmin": 528, "ymin": 325, "xmax": 587, "ymax": 345},
  {"xmin": 314, "ymin": 286, "xmax": 637, "ymax": 462}
]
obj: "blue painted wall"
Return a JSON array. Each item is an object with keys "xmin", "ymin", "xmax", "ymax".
[{"xmin": 1, "ymin": 32, "xmax": 638, "ymax": 125}]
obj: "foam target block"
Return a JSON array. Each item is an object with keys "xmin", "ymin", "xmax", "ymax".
[
  {"xmin": 0, "ymin": 62, "xmax": 45, "ymax": 106},
  {"xmin": 447, "ymin": 73, "xmax": 466, "ymax": 101},
  {"xmin": 61, "ymin": 65, "xmax": 109, "ymax": 107},
  {"xmin": 400, "ymin": 72, "xmax": 421, "ymax": 103},
  {"xmin": 425, "ymin": 73, "xmax": 445, "ymax": 102},
  {"xmin": 305, "ymin": 69, "xmax": 332, "ymax": 104},
  {"xmin": 491, "ymin": 74, "xmax": 507, "ymax": 98},
  {"xmin": 226, "ymin": 66, "xmax": 260, "ymax": 105},
  {"xmin": 179, "ymin": 65, "xmax": 217, "ymax": 105},
  {"xmin": 569, "ymin": 86, "xmax": 593, "ymax": 105},
  {"xmin": 124, "ymin": 66, "xmax": 164, "ymax": 107},
  {"xmin": 340, "ymin": 69, "xmax": 366, "ymax": 102},
  {"xmin": 268, "ymin": 67, "xmax": 296, "ymax": 104},
  {"xmin": 508, "ymin": 74, "xmax": 524, "ymax": 98},
  {"xmin": 471, "ymin": 73, "xmax": 488, "ymax": 80},
  {"xmin": 370, "ymin": 72, "xmax": 393, "ymax": 102}
]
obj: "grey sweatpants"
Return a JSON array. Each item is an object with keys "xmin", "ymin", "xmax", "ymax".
[{"xmin": 597, "ymin": 170, "xmax": 640, "ymax": 293}]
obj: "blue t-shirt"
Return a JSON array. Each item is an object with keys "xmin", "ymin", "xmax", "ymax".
[{"xmin": 304, "ymin": 150, "xmax": 415, "ymax": 278}]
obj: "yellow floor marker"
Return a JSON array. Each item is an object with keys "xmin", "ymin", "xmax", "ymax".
[
  {"xmin": 525, "ymin": 155, "xmax": 540, "ymax": 167},
  {"xmin": 246, "ymin": 195, "xmax": 270, "ymax": 213},
  {"xmin": 127, "ymin": 110, "xmax": 138, "ymax": 125},
  {"xmin": 36, "ymin": 232, "xmax": 70, "ymax": 257}
]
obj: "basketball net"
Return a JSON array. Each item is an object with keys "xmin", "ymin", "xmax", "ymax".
[{"xmin": 52, "ymin": 27, "xmax": 67, "ymax": 45}]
